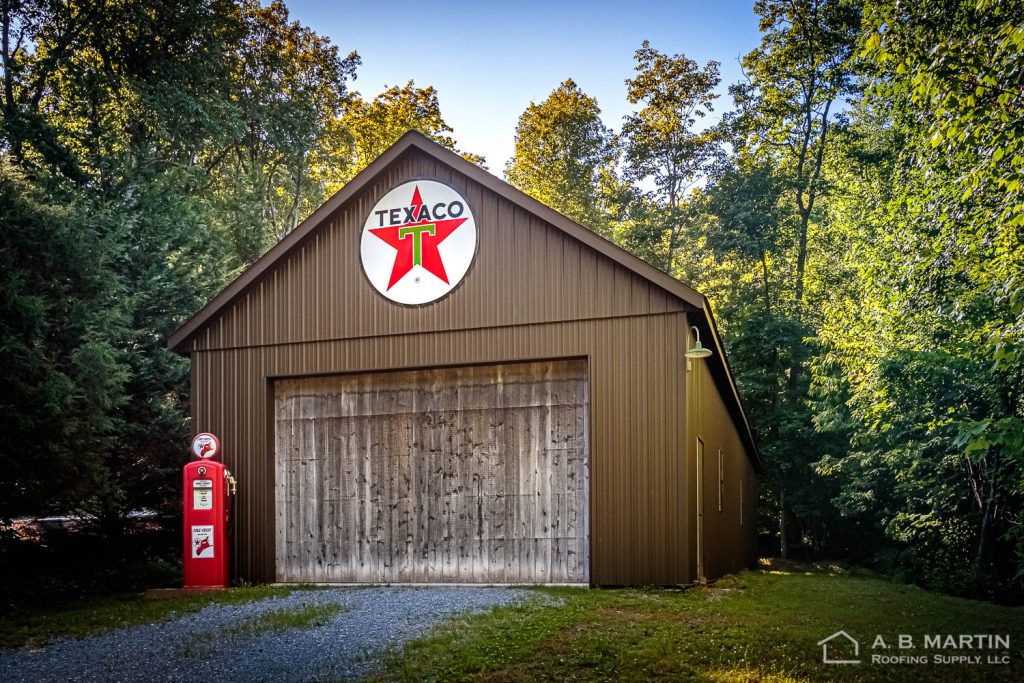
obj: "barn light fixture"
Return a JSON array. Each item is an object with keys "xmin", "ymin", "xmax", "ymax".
[{"xmin": 686, "ymin": 326, "xmax": 713, "ymax": 359}]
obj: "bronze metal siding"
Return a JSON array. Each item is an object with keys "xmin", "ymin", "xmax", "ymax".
[
  {"xmin": 183, "ymin": 147, "xmax": 743, "ymax": 585},
  {"xmin": 684, "ymin": 320, "xmax": 758, "ymax": 581},
  {"xmin": 193, "ymin": 315, "xmax": 691, "ymax": 585}
]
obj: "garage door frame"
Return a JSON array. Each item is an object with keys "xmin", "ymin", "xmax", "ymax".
[{"xmin": 271, "ymin": 357, "xmax": 591, "ymax": 584}]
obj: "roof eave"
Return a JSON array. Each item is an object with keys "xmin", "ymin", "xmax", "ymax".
[{"xmin": 698, "ymin": 298, "xmax": 764, "ymax": 472}]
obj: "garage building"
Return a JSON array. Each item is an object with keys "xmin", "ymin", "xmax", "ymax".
[{"xmin": 169, "ymin": 131, "xmax": 761, "ymax": 586}]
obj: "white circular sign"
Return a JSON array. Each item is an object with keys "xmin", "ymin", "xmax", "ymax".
[
  {"xmin": 360, "ymin": 180, "xmax": 477, "ymax": 305},
  {"xmin": 191, "ymin": 433, "xmax": 220, "ymax": 460}
]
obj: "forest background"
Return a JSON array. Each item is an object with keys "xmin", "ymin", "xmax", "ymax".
[{"xmin": 1, "ymin": 0, "xmax": 1021, "ymax": 605}]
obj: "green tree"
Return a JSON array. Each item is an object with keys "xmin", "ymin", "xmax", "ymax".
[
  {"xmin": 340, "ymin": 80, "xmax": 485, "ymax": 191},
  {"xmin": 0, "ymin": 0, "xmax": 360, "ymax": 539},
  {"xmin": 204, "ymin": 0, "xmax": 360, "ymax": 266},
  {"xmin": 620, "ymin": 41, "xmax": 721, "ymax": 274},
  {"xmin": 705, "ymin": 161, "xmax": 789, "ymax": 313},
  {"xmin": 810, "ymin": 0, "xmax": 1024, "ymax": 596},
  {"xmin": 0, "ymin": 0, "xmax": 244, "ymax": 532},
  {"xmin": 732, "ymin": 0, "xmax": 861, "ymax": 310},
  {"xmin": 0, "ymin": 158, "xmax": 126, "ymax": 518},
  {"xmin": 720, "ymin": 0, "xmax": 860, "ymax": 558},
  {"xmin": 505, "ymin": 78, "xmax": 617, "ymax": 233},
  {"xmin": 1, "ymin": 0, "xmax": 240, "ymax": 182}
]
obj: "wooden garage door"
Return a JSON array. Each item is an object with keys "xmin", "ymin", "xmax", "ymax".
[{"xmin": 274, "ymin": 359, "xmax": 589, "ymax": 583}]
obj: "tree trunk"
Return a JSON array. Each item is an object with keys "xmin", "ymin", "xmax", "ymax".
[
  {"xmin": 976, "ymin": 481, "xmax": 995, "ymax": 567},
  {"xmin": 779, "ymin": 488, "xmax": 788, "ymax": 559},
  {"xmin": 761, "ymin": 250, "xmax": 772, "ymax": 314},
  {"xmin": 287, "ymin": 154, "xmax": 305, "ymax": 237},
  {"xmin": 1, "ymin": 0, "xmax": 13, "ymax": 113},
  {"xmin": 0, "ymin": 0, "xmax": 20, "ymax": 160},
  {"xmin": 792, "ymin": 100, "xmax": 831, "ymax": 310},
  {"xmin": 793, "ymin": 210, "xmax": 810, "ymax": 307}
]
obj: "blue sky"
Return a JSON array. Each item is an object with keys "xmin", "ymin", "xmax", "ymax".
[{"xmin": 286, "ymin": 1, "xmax": 763, "ymax": 171}]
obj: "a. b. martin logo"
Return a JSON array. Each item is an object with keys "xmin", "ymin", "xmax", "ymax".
[
  {"xmin": 818, "ymin": 630, "xmax": 861, "ymax": 664},
  {"xmin": 360, "ymin": 180, "xmax": 477, "ymax": 305}
]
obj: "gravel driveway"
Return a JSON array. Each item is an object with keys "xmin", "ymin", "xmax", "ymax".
[{"xmin": 0, "ymin": 587, "xmax": 531, "ymax": 682}]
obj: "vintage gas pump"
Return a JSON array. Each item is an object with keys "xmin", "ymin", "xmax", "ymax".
[{"xmin": 183, "ymin": 433, "xmax": 237, "ymax": 588}]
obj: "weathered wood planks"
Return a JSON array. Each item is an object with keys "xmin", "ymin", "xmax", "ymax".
[{"xmin": 274, "ymin": 360, "xmax": 590, "ymax": 583}]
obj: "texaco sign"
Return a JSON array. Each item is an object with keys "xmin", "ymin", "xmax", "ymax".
[{"xmin": 360, "ymin": 180, "xmax": 477, "ymax": 305}]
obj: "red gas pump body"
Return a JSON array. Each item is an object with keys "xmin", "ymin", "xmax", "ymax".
[{"xmin": 182, "ymin": 456, "xmax": 231, "ymax": 588}]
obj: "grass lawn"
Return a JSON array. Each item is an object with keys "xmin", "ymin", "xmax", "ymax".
[
  {"xmin": 375, "ymin": 560, "xmax": 1024, "ymax": 682},
  {"xmin": 0, "ymin": 584, "xmax": 309, "ymax": 650}
]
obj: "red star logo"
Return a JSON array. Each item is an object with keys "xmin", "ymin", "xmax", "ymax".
[{"xmin": 369, "ymin": 186, "xmax": 468, "ymax": 290}]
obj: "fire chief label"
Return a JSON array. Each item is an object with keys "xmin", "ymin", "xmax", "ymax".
[
  {"xmin": 191, "ymin": 525, "xmax": 215, "ymax": 559},
  {"xmin": 361, "ymin": 180, "xmax": 477, "ymax": 305}
]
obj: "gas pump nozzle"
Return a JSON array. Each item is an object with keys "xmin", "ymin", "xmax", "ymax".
[{"xmin": 224, "ymin": 470, "xmax": 237, "ymax": 495}]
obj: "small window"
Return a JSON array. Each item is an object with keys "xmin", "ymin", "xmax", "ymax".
[{"xmin": 718, "ymin": 449, "xmax": 724, "ymax": 512}]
